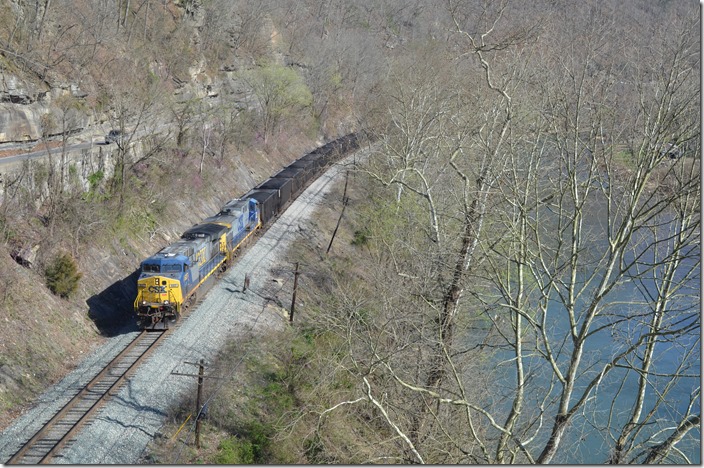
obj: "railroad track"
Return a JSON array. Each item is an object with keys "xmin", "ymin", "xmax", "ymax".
[
  {"xmin": 5, "ymin": 330, "xmax": 167, "ymax": 464},
  {"xmin": 3, "ymin": 141, "xmax": 364, "ymax": 464},
  {"xmin": 6, "ymin": 225, "xmax": 255, "ymax": 464}
]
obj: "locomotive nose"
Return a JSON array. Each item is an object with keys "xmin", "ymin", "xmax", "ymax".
[
  {"xmin": 135, "ymin": 275, "xmax": 184, "ymax": 328},
  {"xmin": 137, "ymin": 276, "xmax": 177, "ymax": 307}
]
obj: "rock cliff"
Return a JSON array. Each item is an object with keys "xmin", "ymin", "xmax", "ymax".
[{"xmin": 0, "ymin": 72, "xmax": 91, "ymax": 142}]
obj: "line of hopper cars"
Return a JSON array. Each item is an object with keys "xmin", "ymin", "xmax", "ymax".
[{"xmin": 134, "ymin": 132, "xmax": 360, "ymax": 329}]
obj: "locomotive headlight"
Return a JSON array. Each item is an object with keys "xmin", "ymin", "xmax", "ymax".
[{"xmin": 164, "ymin": 300, "xmax": 170, "ymax": 305}]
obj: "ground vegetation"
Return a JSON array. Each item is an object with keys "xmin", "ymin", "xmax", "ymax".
[
  {"xmin": 0, "ymin": 0, "xmax": 698, "ymax": 464},
  {"xmin": 149, "ymin": 1, "xmax": 700, "ymax": 464}
]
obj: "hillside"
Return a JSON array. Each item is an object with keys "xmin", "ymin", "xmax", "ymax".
[
  {"xmin": 0, "ymin": 0, "xmax": 392, "ymax": 429},
  {"xmin": 0, "ymin": 0, "xmax": 700, "ymax": 464}
]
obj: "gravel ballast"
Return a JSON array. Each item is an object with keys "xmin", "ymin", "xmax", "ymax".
[{"xmin": 0, "ymin": 152, "xmax": 362, "ymax": 464}]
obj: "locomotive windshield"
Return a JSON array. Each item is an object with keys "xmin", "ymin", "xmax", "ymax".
[{"xmin": 142, "ymin": 261, "xmax": 184, "ymax": 274}]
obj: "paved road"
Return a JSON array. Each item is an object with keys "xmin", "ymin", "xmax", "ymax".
[
  {"xmin": 0, "ymin": 123, "xmax": 164, "ymax": 168},
  {"xmin": 0, "ymin": 138, "xmax": 114, "ymax": 166}
]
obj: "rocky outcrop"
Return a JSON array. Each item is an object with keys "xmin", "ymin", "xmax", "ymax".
[
  {"xmin": 0, "ymin": 72, "xmax": 45, "ymax": 141},
  {"xmin": 0, "ymin": 73, "xmax": 43, "ymax": 105},
  {"xmin": 0, "ymin": 104, "xmax": 45, "ymax": 142},
  {"xmin": 0, "ymin": 73, "xmax": 90, "ymax": 143}
]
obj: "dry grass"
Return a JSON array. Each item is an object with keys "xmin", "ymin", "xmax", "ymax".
[
  {"xmin": 0, "ymin": 129, "xmax": 328, "ymax": 433},
  {"xmin": 0, "ymin": 245, "xmax": 102, "ymax": 431}
]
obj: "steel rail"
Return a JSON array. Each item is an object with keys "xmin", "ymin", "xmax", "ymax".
[{"xmin": 6, "ymin": 330, "xmax": 166, "ymax": 464}]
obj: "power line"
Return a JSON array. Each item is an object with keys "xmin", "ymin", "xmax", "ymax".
[{"xmin": 171, "ymin": 296, "xmax": 271, "ymax": 464}]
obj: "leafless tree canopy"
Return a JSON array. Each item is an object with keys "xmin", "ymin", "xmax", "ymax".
[
  {"xmin": 0, "ymin": 0, "xmax": 698, "ymax": 464},
  {"xmin": 303, "ymin": 1, "xmax": 699, "ymax": 464}
]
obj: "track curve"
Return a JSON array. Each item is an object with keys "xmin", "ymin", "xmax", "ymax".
[{"xmin": 6, "ymin": 330, "xmax": 166, "ymax": 464}]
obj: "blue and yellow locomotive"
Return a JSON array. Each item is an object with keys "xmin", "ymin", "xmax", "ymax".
[
  {"xmin": 134, "ymin": 198, "xmax": 260, "ymax": 329},
  {"xmin": 133, "ymin": 132, "xmax": 361, "ymax": 329}
]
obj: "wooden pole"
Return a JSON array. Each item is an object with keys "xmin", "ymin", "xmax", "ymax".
[
  {"xmin": 195, "ymin": 359, "xmax": 204, "ymax": 449},
  {"xmin": 290, "ymin": 262, "xmax": 299, "ymax": 322},
  {"xmin": 326, "ymin": 170, "xmax": 350, "ymax": 254},
  {"xmin": 172, "ymin": 361, "xmax": 228, "ymax": 449}
]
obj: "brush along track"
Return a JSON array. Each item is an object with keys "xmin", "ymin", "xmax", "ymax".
[{"xmin": 5, "ymin": 330, "xmax": 167, "ymax": 464}]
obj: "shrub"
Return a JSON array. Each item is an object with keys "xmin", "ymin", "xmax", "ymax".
[
  {"xmin": 215, "ymin": 437, "xmax": 255, "ymax": 464},
  {"xmin": 351, "ymin": 228, "xmax": 370, "ymax": 246},
  {"xmin": 246, "ymin": 420, "xmax": 273, "ymax": 462},
  {"xmin": 87, "ymin": 170, "xmax": 104, "ymax": 191},
  {"xmin": 45, "ymin": 253, "xmax": 82, "ymax": 298}
]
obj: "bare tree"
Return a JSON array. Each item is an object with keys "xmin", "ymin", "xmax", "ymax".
[
  {"xmin": 311, "ymin": 1, "xmax": 699, "ymax": 464},
  {"xmin": 101, "ymin": 56, "xmax": 166, "ymax": 208},
  {"xmin": 477, "ymin": 5, "xmax": 701, "ymax": 464}
]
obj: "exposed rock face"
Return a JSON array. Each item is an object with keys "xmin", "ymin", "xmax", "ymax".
[
  {"xmin": 0, "ymin": 73, "xmax": 91, "ymax": 143},
  {"xmin": 0, "ymin": 73, "xmax": 42, "ymax": 105},
  {"xmin": 0, "ymin": 72, "xmax": 46, "ymax": 142},
  {"xmin": 0, "ymin": 104, "xmax": 45, "ymax": 142}
]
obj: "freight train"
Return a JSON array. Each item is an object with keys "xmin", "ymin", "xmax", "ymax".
[{"xmin": 134, "ymin": 132, "xmax": 359, "ymax": 329}]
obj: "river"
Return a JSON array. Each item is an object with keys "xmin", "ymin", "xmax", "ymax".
[{"xmin": 489, "ymin": 180, "xmax": 701, "ymax": 464}]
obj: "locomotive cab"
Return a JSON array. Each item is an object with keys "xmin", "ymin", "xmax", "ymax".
[{"xmin": 134, "ymin": 255, "xmax": 188, "ymax": 329}]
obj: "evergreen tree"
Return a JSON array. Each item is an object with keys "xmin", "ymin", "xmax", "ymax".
[{"xmin": 45, "ymin": 253, "xmax": 82, "ymax": 299}]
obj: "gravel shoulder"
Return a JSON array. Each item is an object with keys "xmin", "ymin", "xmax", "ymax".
[{"xmin": 0, "ymin": 151, "xmax": 363, "ymax": 464}]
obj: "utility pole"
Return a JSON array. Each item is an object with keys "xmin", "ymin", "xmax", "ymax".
[
  {"xmin": 326, "ymin": 170, "xmax": 350, "ymax": 254},
  {"xmin": 290, "ymin": 262, "xmax": 299, "ymax": 322},
  {"xmin": 172, "ymin": 359, "xmax": 226, "ymax": 449},
  {"xmin": 195, "ymin": 360, "xmax": 204, "ymax": 448}
]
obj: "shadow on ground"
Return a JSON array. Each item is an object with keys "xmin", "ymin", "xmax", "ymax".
[{"xmin": 86, "ymin": 269, "xmax": 141, "ymax": 336}]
